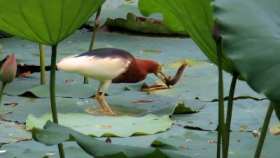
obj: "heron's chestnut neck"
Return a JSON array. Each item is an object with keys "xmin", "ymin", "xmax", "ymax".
[{"xmin": 135, "ymin": 59, "xmax": 160, "ymax": 74}]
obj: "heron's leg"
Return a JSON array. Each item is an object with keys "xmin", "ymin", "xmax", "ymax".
[{"xmin": 96, "ymin": 80, "xmax": 114, "ymax": 115}]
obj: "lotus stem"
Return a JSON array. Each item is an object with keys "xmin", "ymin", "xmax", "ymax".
[
  {"xmin": 89, "ymin": 7, "xmax": 102, "ymax": 51},
  {"xmin": 84, "ymin": 6, "xmax": 102, "ymax": 84},
  {"xmin": 224, "ymin": 74, "xmax": 238, "ymax": 158},
  {"xmin": 50, "ymin": 45, "xmax": 65, "ymax": 158},
  {"xmin": 217, "ymin": 127, "xmax": 221, "ymax": 158},
  {"xmin": 39, "ymin": 44, "xmax": 46, "ymax": 85},
  {"xmin": 216, "ymin": 37, "xmax": 226, "ymax": 158},
  {"xmin": 0, "ymin": 82, "xmax": 6, "ymax": 106},
  {"xmin": 254, "ymin": 102, "xmax": 274, "ymax": 158}
]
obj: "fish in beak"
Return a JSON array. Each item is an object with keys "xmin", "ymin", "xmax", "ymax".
[
  {"xmin": 155, "ymin": 63, "xmax": 188, "ymax": 87},
  {"xmin": 155, "ymin": 66, "xmax": 170, "ymax": 87}
]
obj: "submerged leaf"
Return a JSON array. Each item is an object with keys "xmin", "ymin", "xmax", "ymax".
[{"xmin": 105, "ymin": 12, "xmax": 188, "ymax": 36}]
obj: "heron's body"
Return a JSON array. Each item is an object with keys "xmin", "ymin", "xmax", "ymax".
[
  {"xmin": 57, "ymin": 48, "xmax": 158, "ymax": 83},
  {"xmin": 57, "ymin": 48, "xmax": 162, "ymax": 114}
]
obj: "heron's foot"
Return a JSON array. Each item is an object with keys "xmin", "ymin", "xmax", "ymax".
[
  {"xmin": 141, "ymin": 83, "xmax": 169, "ymax": 92},
  {"xmin": 85, "ymin": 107, "xmax": 115, "ymax": 116},
  {"xmin": 95, "ymin": 93, "xmax": 115, "ymax": 115},
  {"xmin": 85, "ymin": 107, "xmax": 102, "ymax": 115},
  {"xmin": 101, "ymin": 107, "xmax": 115, "ymax": 115},
  {"xmin": 99, "ymin": 101, "xmax": 115, "ymax": 115}
]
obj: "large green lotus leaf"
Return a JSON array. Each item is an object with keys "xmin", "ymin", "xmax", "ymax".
[
  {"xmin": 0, "ymin": 121, "xmax": 31, "ymax": 144},
  {"xmin": 138, "ymin": 0, "xmax": 235, "ymax": 73},
  {"xmin": 27, "ymin": 113, "xmax": 173, "ymax": 137},
  {"xmin": 0, "ymin": 141, "xmax": 92, "ymax": 158},
  {"xmin": 32, "ymin": 122, "xmax": 190, "ymax": 158},
  {"xmin": 214, "ymin": 0, "xmax": 280, "ymax": 103},
  {"xmin": 0, "ymin": 0, "xmax": 104, "ymax": 45}
]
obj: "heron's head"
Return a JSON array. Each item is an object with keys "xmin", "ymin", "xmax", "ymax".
[
  {"xmin": 146, "ymin": 60, "xmax": 161, "ymax": 74},
  {"xmin": 140, "ymin": 59, "xmax": 169, "ymax": 85}
]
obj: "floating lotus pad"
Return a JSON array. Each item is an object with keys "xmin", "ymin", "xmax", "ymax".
[{"xmin": 27, "ymin": 113, "xmax": 173, "ymax": 137}]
